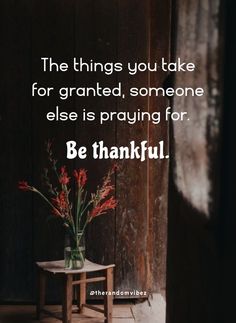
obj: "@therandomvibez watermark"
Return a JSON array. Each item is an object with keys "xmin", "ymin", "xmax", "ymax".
[{"xmin": 90, "ymin": 289, "xmax": 147, "ymax": 297}]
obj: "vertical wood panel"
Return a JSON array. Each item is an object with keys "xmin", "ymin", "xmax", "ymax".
[
  {"xmin": 115, "ymin": 0, "xmax": 170, "ymax": 296},
  {"xmin": 74, "ymin": 0, "xmax": 118, "ymax": 297},
  {"xmin": 116, "ymin": 0, "xmax": 150, "ymax": 293},
  {"xmin": 167, "ymin": 0, "xmax": 222, "ymax": 322},
  {"xmin": 0, "ymin": 0, "xmax": 33, "ymax": 302},
  {"xmin": 148, "ymin": 0, "xmax": 171, "ymax": 295},
  {"xmin": 171, "ymin": 0, "xmax": 221, "ymax": 216},
  {"xmin": 0, "ymin": 0, "xmax": 171, "ymax": 302},
  {"xmin": 74, "ymin": 0, "xmax": 117, "ymax": 264},
  {"xmin": 31, "ymin": 0, "xmax": 75, "ymax": 302}
]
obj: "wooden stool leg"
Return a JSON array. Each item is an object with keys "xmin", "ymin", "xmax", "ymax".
[
  {"xmin": 104, "ymin": 268, "xmax": 113, "ymax": 323},
  {"xmin": 37, "ymin": 269, "xmax": 46, "ymax": 320},
  {"xmin": 62, "ymin": 274, "xmax": 73, "ymax": 323},
  {"xmin": 77, "ymin": 272, "xmax": 86, "ymax": 313}
]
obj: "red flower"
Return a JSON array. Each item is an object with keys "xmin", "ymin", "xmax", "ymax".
[
  {"xmin": 51, "ymin": 191, "xmax": 68, "ymax": 217},
  {"xmin": 100, "ymin": 185, "xmax": 114, "ymax": 199},
  {"xmin": 51, "ymin": 207, "xmax": 61, "ymax": 217},
  {"xmin": 111, "ymin": 163, "xmax": 119, "ymax": 173},
  {"xmin": 18, "ymin": 181, "xmax": 31, "ymax": 191},
  {"xmin": 74, "ymin": 169, "xmax": 87, "ymax": 188},
  {"xmin": 59, "ymin": 166, "xmax": 70, "ymax": 185},
  {"xmin": 90, "ymin": 196, "xmax": 117, "ymax": 220},
  {"xmin": 52, "ymin": 191, "xmax": 67, "ymax": 209}
]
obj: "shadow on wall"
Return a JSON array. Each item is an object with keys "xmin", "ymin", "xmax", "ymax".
[
  {"xmin": 166, "ymin": 184, "xmax": 220, "ymax": 323},
  {"xmin": 166, "ymin": 0, "xmax": 236, "ymax": 323}
]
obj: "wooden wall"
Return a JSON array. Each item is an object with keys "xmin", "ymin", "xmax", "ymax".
[
  {"xmin": 166, "ymin": 1, "xmax": 225, "ymax": 322},
  {"xmin": 0, "ymin": 0, "xmax": 170, "ymax": 302},
  {"xmin": 220, "ymin": 1, "xmax": 236, "ymax": 321}
]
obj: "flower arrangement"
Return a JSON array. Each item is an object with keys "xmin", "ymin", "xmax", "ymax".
[{"xmin": 19, "ymin": 141, "xmax": 117, "ymax": 269}]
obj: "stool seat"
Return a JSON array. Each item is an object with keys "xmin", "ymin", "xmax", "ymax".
[
  {"xmin": 36, "ymin": 259, "xmax": 115, "ymax": 274},
  {"xmin": 36, "ymin": 259, "xmax": 115, "ymax": 323}
]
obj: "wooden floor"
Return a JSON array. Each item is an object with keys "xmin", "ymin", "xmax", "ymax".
[{"xmin": 0, "ymin": 305, "xmax": 135, "ymax": 323}]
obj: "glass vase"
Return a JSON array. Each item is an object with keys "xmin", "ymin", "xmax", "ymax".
[{"xmin": 64, "ymin": 231, "xmax": 85, "ymax": 270}]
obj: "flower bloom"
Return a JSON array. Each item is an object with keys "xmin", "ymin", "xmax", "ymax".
[
  {"xmin": 74, "ymin": 169, "xmax": 87, "ymax": 188},
  {"xmin": 59, "ymin": 166, "xmax": 70, "ymax": 185},
  {"xmin": 18, "ymin": 181, "xmax": 32, "ymax": 191},
  {"xmin": 19, "ymin": 143, "xmax": 118, "ymax": 233},
  {"xmin": 100, "ymin": 185, "xmax": 114, "ymax": 199},
  {"xmin": 90, "ymin": 196, "xmax": 117, "ymax": 220},
  {"xmin": 51, "ymin": 191, "xmax": 68, "ymax": 217},
  {"xmin": 51, "ymin": 207, "xmax": 62, "ymax": 217},
  {"xmin": 112, "ymin": 163, "xmax": 119, "ymax": 173}
]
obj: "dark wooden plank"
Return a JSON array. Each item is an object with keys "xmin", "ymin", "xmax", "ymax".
[
  {"xmin": 62, "ymin": 274, "xmax": 73, "ymax": 323},
  {"xmin": 167, "ymin": 0, "xmax": 222, "ymax": 322},
  {"xmin": 77, "ymin": 272, "xmax": 86, "ymax": 313},
  {"xmin": 0, "ymin": 0, "xmax": 33, "ymax": 302},
  {"xmin": 220, "ymin": 1, "xmax": 236, "ymax": 321},
  {"xmin": 74, "ymin": 0, "xmax": 117, "ymax": 297},
  {"xmin": 148, "ymin": 0, "xmax": 171, "ymax": 296},
  {"xmin": 171, "ymin": 0, "xmax": 221, "ymax": 216},
  {"xmin": 0, "ymin": 304, "xmax": 135, "ymax": 321},
  {"xmin": 115, "ymin": 0, "xmax": 171, "ymax": 297},
  {"xmin": 31, "ymin": 0, "xmax": 76, "ymax": 302},
  {"xmin": 0, "ymin": 0, "xmax": 172, "ymax": 303},
  {"xmin": 36, "ymin": 269, "xmax": 46, "ymax": 319},
  {"xmin": 104, "ymin": 267, "xmax": 114, "ymax": 323},
  {"xmin": 115, "ymin": 0, "xmax": 150, "ymax": 294}
]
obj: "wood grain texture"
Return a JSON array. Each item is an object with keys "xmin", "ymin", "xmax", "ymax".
[
  {"xmin": 0, "ymin": 0, "xmax": 171, "ymax": 302},
  {"xmin": 74, "ymin": 0, "xmax": 117, "ymax": 264},
  {"xmin": 0, "ymin": 0, "xmax": 33, "ymax": 302},
  {"xmin": 115, "ymin": 0, "xmax": 150, "ymax": 294},
  {"xmin": 167, "ymin": 1, "xmax": 223, "ymax": 322},
  {"xmin": 62, "ymin": 274, "xmax": 73, "ymax": 323},
  {"xmin": 37, "ymin": 269, "xmax": 46, "ymax": 320},
  {"xmin": 220, "ymin": 2, "xmax": 236, "ymax": 321},
  {"xmin": 0, "ymin": 305, "xmax": 135, "ymax": 322},
  {"xmin": 31, "ymin": 0, "xmax": 75, "ymax": 302},
  {"xmin": 78, "ymin": 272, "xmax": 86, "ymax": 313},
  {"xmin": 104, "ymin": 268, "xmax": 114, "ymax": 323},
  {"xmin": 73, "ymin": 0, "xmax": 118, "ymax": 299},
  {"xmin": 115, "ymin": 0, "xmax": 170, "ymax": 296},
  {"xmin": 147, "ymin": 0, "xmax": 171, "ymax": 296},
  {"xmin": 171, "ymin": 0, "xmax": 221, "ymax": 216}
]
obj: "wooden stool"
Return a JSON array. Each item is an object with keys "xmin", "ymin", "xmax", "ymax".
[{"xmin": 36, "ymin": 259, "xmax": 115, "ymax": 323}]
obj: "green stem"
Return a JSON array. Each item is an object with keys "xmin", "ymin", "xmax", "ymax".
[
  {"xmin": 80, "ymin": 200, "xmax": 93, "ymax": 218},
  {"xmin": 78, "ymin": 190, "xmax": 86, "ymax": 231},
  {"xmin": 79, "ymin": 248, "xmax": 85, "ymax": 263},
  {"xmin": 77, "ymin": 217, "xmax": 89, "ymax": 247},
  {"xmin": 64, "ymin": 220, "xmax": 75, "ymax": 236},
  {"xmin": 76, "ymin": 189, "xmax": 82, "ymax": 244},
  {"xmin": 62, "ymin": 184, "xmax": 75, "ymax": 235},
  {"xmin": 34, "ymin": 188, "xmax": 62, "ymax": 216}
]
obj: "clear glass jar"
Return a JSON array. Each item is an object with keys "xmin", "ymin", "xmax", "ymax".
[{"xmin": 64, "ymin": 231, "xmax": 85, "ymax": 270}]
